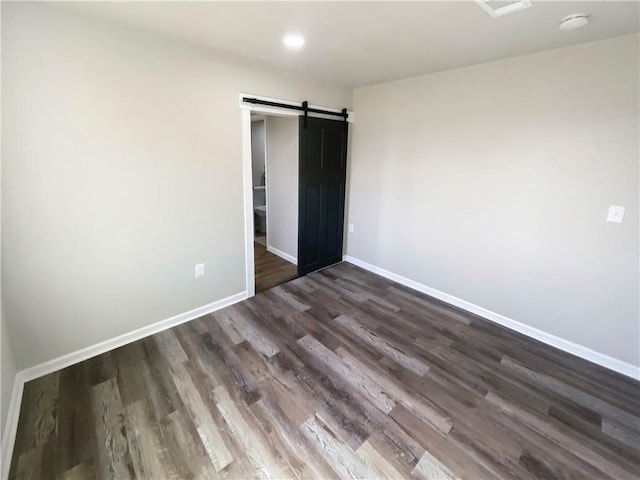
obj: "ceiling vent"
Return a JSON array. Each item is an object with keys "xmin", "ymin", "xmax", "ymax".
[{"xmin": 475, "ymin": 0, "xmax": 532, "ymax": 18}]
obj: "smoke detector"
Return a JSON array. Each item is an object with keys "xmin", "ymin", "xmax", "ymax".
[
  {"xmin": 559, "ymin": 14, "xmax": 589, "ymax": 31},
  {"xmin": 475, "ymin": 0, "xmax": 532, "ymax": 18}
]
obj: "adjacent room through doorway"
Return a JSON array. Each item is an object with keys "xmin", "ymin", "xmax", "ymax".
[{"xmin": 250, "ymin": 113, "xmax": 298, "ymax": 293}]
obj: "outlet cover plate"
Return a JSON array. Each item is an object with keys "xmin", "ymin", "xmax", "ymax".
[
  {"xmin": 606, "ymin": 205, "xmax": 625, "ymax": 223},
  {"xmin": 195, "ymin": 263, "xmax": 206, "ymax": 277}
]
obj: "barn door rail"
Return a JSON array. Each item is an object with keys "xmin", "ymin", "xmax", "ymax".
[{"xmin": 241, "ymin": 96, "xmax": 348, "ymax": 128}]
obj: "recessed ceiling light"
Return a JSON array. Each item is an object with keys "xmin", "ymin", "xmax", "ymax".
[
  {"xmin": 560, "ymin": 13, "xmax": 589, "ymax": 31},
  {"xmin": 283, "ymin": 33, "xmax": 305, "ymax": 50}
]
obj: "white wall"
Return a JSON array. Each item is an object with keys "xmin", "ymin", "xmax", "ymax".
[
  {"xmin": 251, "ymin": 120, "xmax": 266, "ymax": 188},
  {"xmin": 1, "ymin": 3, "xmax": 351, "ymax": 370},
  {"xmin": 251, "ymin": 120, "xmax": 266, "ymax": 212},
  {"xmin": 266, "ymin": 116, "xmax": 299, "ymax": 261},
  {"xmin": 0, "ymin": 0, "xmax": 15, "ymax": 443},
  {"xmin": 0, "ymin": 1, "xmax": 17, "ymax": 433},
  {"xmin": 347, "ymin": 34, "xmax": 639, "ymax": 367}
]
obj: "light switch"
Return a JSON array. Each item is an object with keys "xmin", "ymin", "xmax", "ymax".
[
  {"xmin": 606, "ymin": 205, "xmax": 625, "ymax": 223},
  {"xmin": 348, "ymin": 223, "xmax": 355, "ymax": 233}
]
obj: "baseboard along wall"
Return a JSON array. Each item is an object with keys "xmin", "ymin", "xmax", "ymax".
[
  {"xmin": 267, "ymin": 245, "xmax": 298, "ymax": 265},
  {"xmin": 343, "ymin": 255, "xmax": 640, "ymax": 381},
  {"xmin": 0, "ymin": 290, "xmax": 247, "ymax": 479}
]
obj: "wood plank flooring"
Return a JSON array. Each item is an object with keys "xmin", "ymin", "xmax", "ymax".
[
  {"xmin": 9, "ymin": 262, "xmax": 640, "ymax": 479},
  {"xmin": 254, "ymin": 242, "xmax": 297, "ymax": 293}
]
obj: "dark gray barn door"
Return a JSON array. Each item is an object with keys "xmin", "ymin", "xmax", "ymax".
[{"xmin": 297, "ymin": 116, "xmax": 348, "ymax": 276}]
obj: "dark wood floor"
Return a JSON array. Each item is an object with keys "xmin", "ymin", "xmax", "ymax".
[
  {"xmin": 9, "ymin": 262, "xmax": 640, "ymax": 479},
  {"xmin": 254, "ymin": 242, "xmax": 297, "ymax": 294}
]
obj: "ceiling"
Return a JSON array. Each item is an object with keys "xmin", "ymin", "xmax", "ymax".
[{"xmin": 58, "ymin": 1, "xmax": 639, "ymax": 87}]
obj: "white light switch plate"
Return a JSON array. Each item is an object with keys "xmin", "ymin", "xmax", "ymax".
[
  {"xmin": 195, "ymin": 263, "xmax": 206, "ymax": 277},
  {"xmin": 348, "ymin": 223, "xmax": 354, "ymax": 233},
  {"xmin": 606, "ymin": 205, "xmax": 625, "ymax": 223}
]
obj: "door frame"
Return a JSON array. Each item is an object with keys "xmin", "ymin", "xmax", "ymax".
[{"xmin": 239, "ymin": 93, "xmax": 353, "ymax": 297}]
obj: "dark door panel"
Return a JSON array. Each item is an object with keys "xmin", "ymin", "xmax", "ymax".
[
  {"xmin": 298, "ymin": 117, "xmax": 348, "ymax": 276},
  {"xmin": 303, "ymin": 183, "xmax": 322, "ymax": 266},
  {"xmin": 324, "ymin": 182, "xmax": 344, "ymax": 261}
]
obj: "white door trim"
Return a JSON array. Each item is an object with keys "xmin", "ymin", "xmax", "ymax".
[
  {"xmin": 239, "ymin": 93, "xmax": 353, "ymax": 297},
  {"xmin": 241, "ymin": 105, "xmax": 256, "ymax": 297}
]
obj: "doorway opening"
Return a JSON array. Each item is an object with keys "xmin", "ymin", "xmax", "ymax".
[{"xmin": 250, "ymin": 114, "xmax": 298, "ymax": 294}]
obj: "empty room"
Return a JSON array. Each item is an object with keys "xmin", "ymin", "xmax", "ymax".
[{"xmin": 1, "ymin": 1, "xmax": 638, "ymax": 479}]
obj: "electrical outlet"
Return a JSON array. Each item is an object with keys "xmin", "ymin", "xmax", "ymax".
[
  {"xmin": 348, "ymin": 223, "xmax": 354, "ymax": 233},
  {"xmin": 606, "ymin": 205, "xmax": 625, "ymax": 223},
  {"xmin": 195, "ymin": 263, "xmax": 206, "ymax": 278}
]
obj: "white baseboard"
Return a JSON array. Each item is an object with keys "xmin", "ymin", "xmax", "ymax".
[
  {"xmin": 343, "ymin": 255, "xmax": 640, "ymax": 380},
  {"xmin": 267, "ymin": 246, "xmax": 297, "ymax": 265},
  {"xmin": 0, "ymin": 290, "xmax": 247, "ymax": 479},
  {"xmin": 1, "ymin": 374, "xmax": 23, "ymax": 480},
  {"xmin": 19, "ymin": 291, "xmax": 248, "ymax": 382}
]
